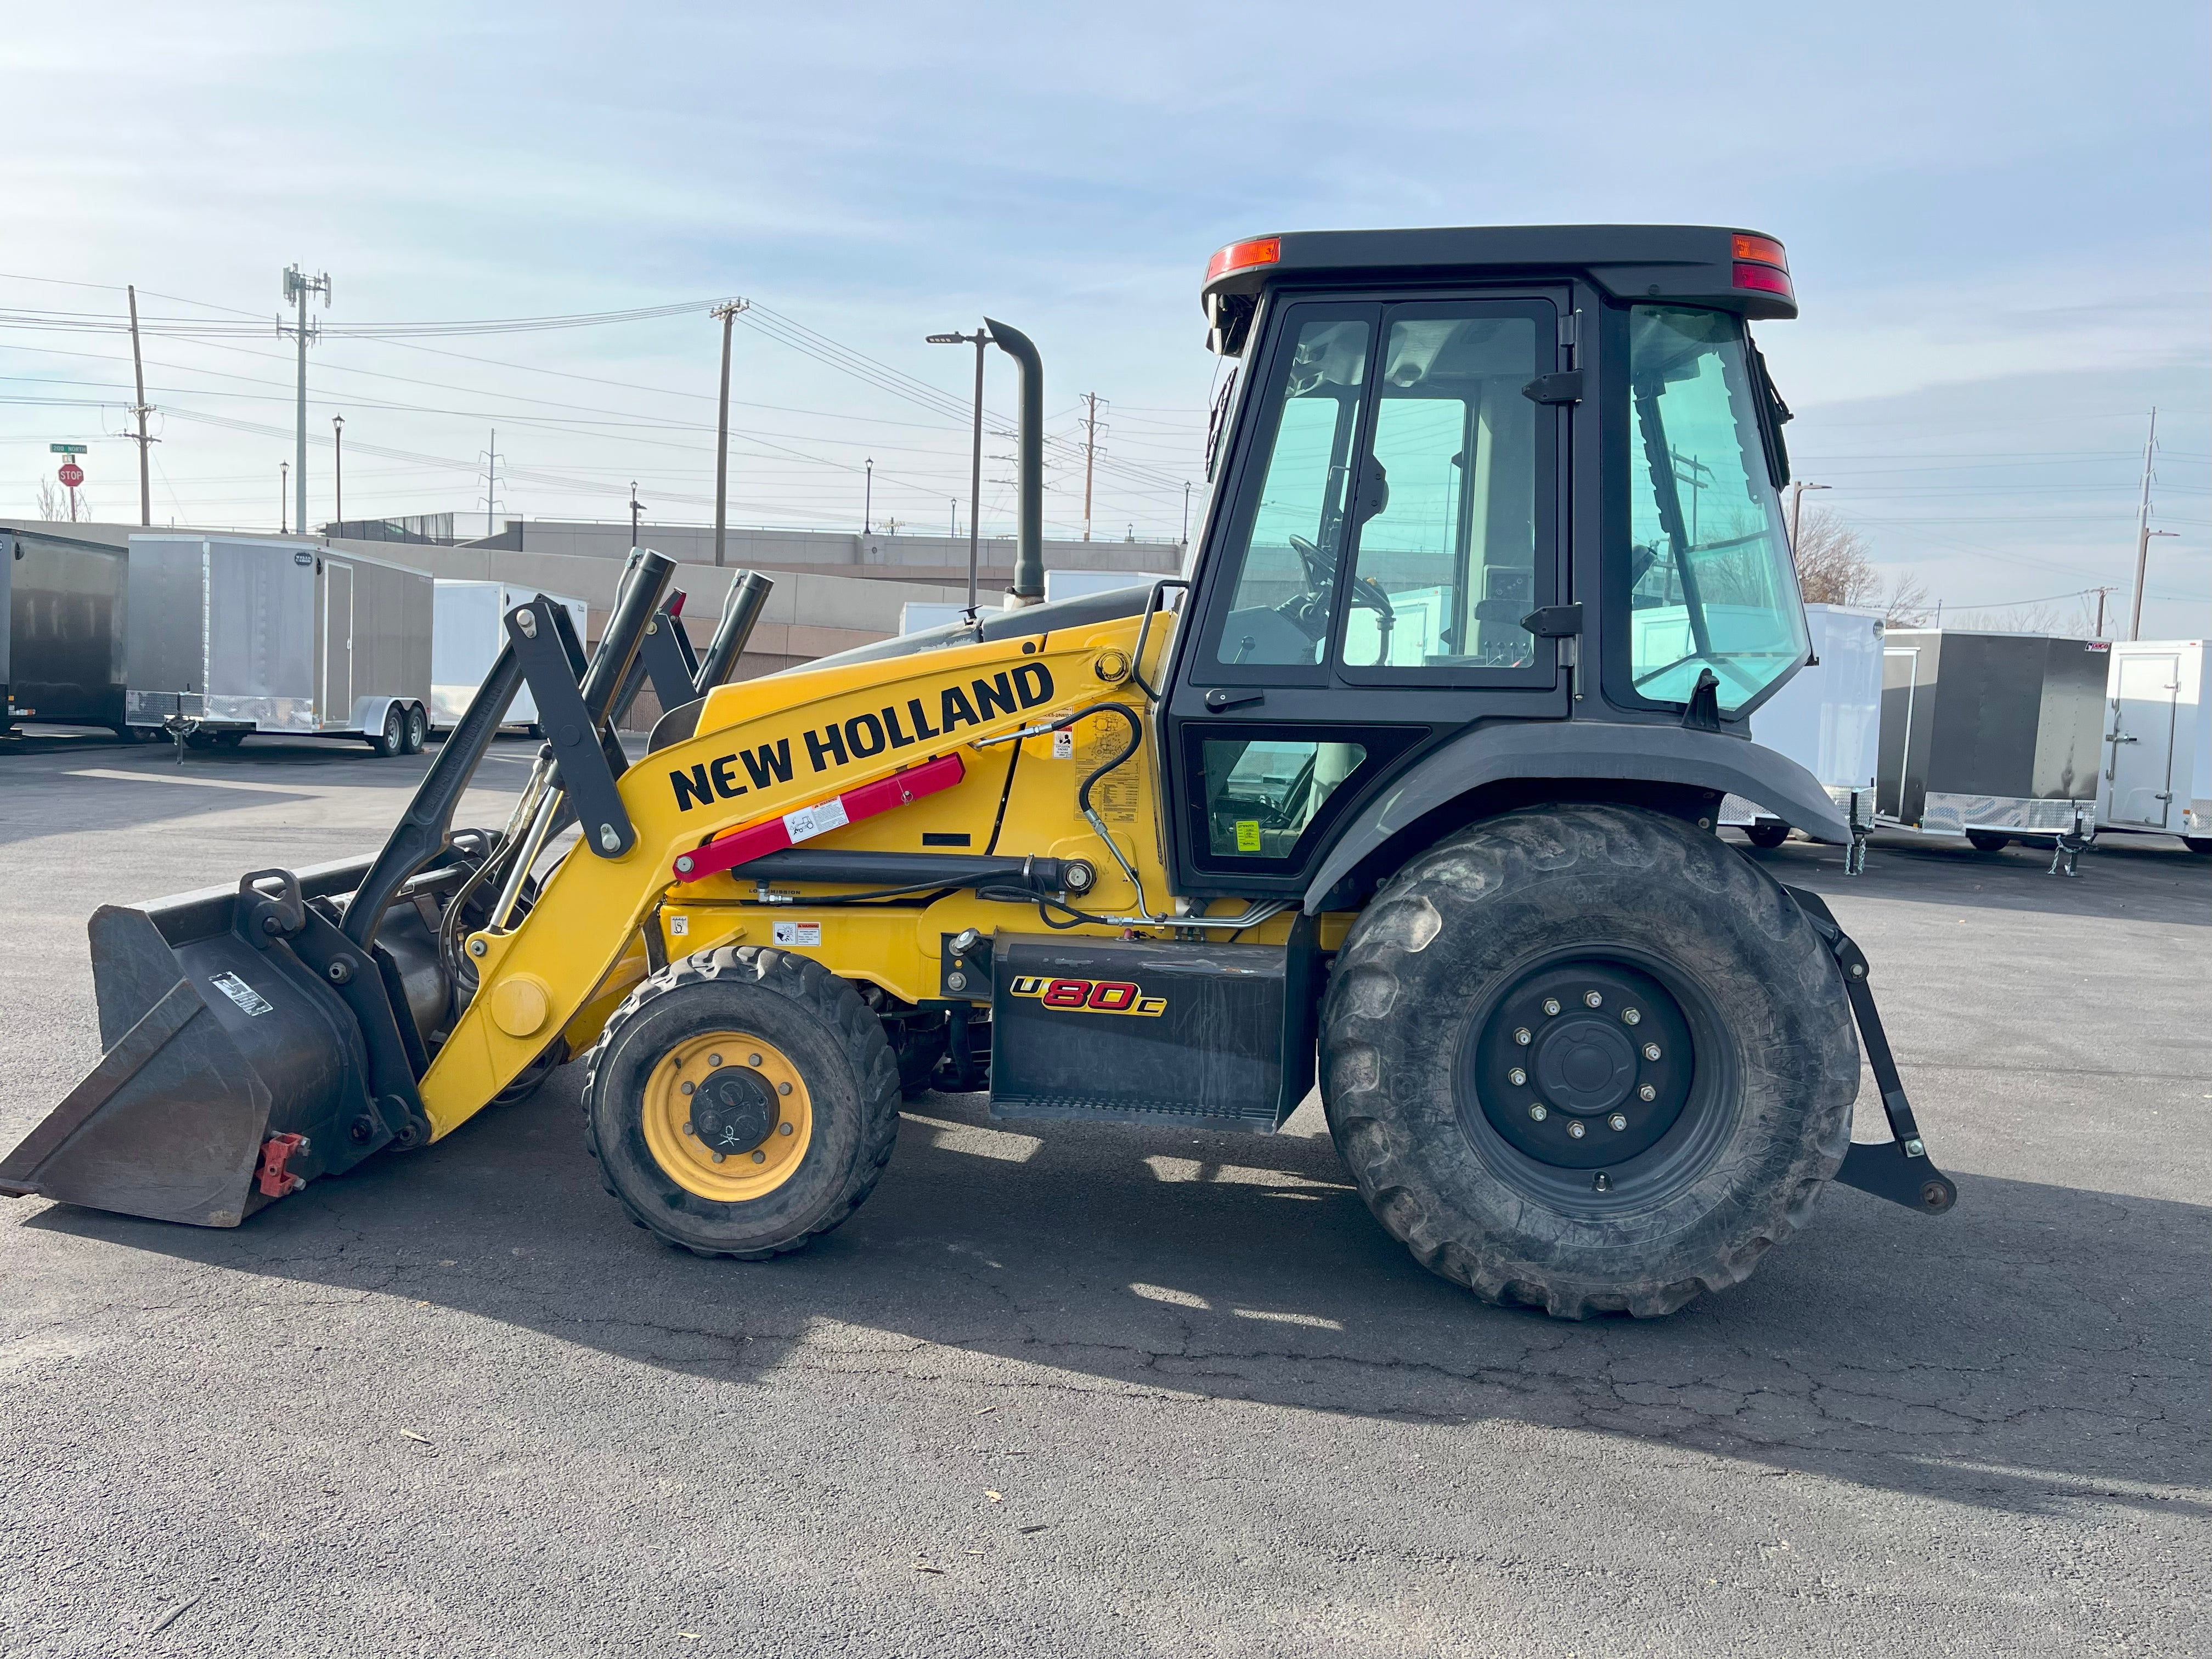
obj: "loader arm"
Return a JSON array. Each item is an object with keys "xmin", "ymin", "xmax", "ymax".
[{"xmin": 422, "ymin": 616, "xmax": 1171, "ymax": 1139}]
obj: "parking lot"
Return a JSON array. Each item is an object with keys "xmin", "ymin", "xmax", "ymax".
[{"xmin": 2, "ymin": 732, "xmax": 2205, "ymax": 1658}]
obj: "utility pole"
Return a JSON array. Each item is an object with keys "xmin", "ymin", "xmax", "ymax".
[
  {"xmin": 2088, "ymin": 584, "xmax": 2123, "ymax": 637},
  {"xmin": 629, "ymin": 483, "xmax": 644, "ymax": 550},
  {"xmin": 2128, "ymin": 407, "xmax": 2180, "ymax": 642},
  {"xmin": 949, "ymin": 498, "xmax": 957, "ymax": 544},
  {"xmin": 125, "ymin": 284, "xmax": 155, "ymax": 526},
  {"xmin": 478, "ymin": 427, "xmax": 505, "ymax": 539},
  {"xmin": 279, "ymin": 266, "xmax": 330, "ymax": 539},
  {"xmin": 1181, "ymin": 481, "xmax": 1192, "ymax": 546},
  {"xmin": 864, "ymin": 459, "xmax": 873, "ymax": 536},
  {"xmin": 280, "ymin": 461, "xmax": 289, "ymax": 534},
  {"xmin": 710, "ymin": 298, "xmax": 749, "ymax": 567},
  {"xmin": 331, "ymin": 415, "xmax": 345, "ymax": 526},
  {"xmin": 1787, "ymin": 479, "xmax": 1829, "ymax": 551},
  {"xmin": 1080, "ymin": 392, "xmax": 1101, "ymax": 541},
  {"xmin": 927, "ymin": 326, "xmax": 990, "ymax": 609}
]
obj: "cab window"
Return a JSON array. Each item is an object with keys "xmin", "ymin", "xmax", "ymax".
[
  {"xmin": 1336, "ymin": 306, "xmax": 1551, "ymax": 674},
  {"xmin": 1200, "ymin": 738, "xmax": 1367, "ymax": 859},
  {"xmin": 1625, "ymin": 307, "xmax": 1809, "ymax": 714}
]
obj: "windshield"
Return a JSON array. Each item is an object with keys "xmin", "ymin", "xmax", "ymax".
[{"xmin": 1626, "ymin": 307, "xmax": 1807, "ymax": 714}]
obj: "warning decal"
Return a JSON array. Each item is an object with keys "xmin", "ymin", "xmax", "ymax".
[
  {"xmin": 772, "ymin": 921, "xmax": 822, "ymax": 947},
  {"xmin": 209, "ymin": 972, "xmax": 274, "ymax": 1017}
]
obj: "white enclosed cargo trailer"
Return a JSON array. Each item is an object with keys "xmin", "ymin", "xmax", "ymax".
[
  {"xmin": 1721, "ymin": 602, "xmax": 1885, "ymax": 846},
  {"xmin": 124, "ymin": 535, "xmax": 433, "ymax": 757},
  {"xmin": 2096, "ymin": 639, "xmax": 2210, "ymax": 854},
  {"xmin": 431, "ymin": 580, "xmax": 589, "ymax": 731}
]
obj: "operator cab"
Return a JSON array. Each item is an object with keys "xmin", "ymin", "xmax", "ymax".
[{"xmin": 1162, "ymin": 224, "xmax": 1812, "ymax": 898}]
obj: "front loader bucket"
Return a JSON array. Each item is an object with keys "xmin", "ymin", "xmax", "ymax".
[{"xmin": 1, "ymin": 856, "xmax": 452, "ymax": 1227}]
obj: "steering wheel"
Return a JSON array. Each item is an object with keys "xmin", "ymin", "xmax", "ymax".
[{"xmin": 1287, "ymin": 533, "xmax": 1333, "ymax": 589}]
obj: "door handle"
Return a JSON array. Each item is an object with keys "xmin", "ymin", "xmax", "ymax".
[{"xmin": 1204, "ymin": 687, "xmax": 1265, "ymax": 712}]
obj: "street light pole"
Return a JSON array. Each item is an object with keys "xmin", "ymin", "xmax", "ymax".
[
  {"xmin": 927, "ymin": 326, "xmax": 990, "ymax": 610},
  {"xmin": 1787, "ymin": 480, "xmax": 1830, "ymax": 552},
  {"xmin": 331, "ymin": 415, "xmax": 345, "ymax": 527},
  {"xmin": 864, "ymin": 459, "xmax": 873, "ymax": 537},
  {"xmin": 629, "ymin": 483, "xmax": 644, "ymax": 551},
  {"xmin": 280, "ymin": 461, "xmax": 289, "ymax": 534},
  {"xmin": 710, "ymin": 298, "xmax": 749, "ymax": 568}
]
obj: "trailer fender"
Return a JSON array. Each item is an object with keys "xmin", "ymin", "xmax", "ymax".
[
  {"xmin": 351, "ymin": 695, "xmax": 421, "ymax": 738},
  {"xmin": 1303, "ymin": 720, "xmax": 1852, "ymax": 914}
]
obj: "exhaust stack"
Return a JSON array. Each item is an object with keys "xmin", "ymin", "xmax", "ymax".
[{"xmin": 984, "ymin": 318, "xmax": 1044, "ymax": 606}]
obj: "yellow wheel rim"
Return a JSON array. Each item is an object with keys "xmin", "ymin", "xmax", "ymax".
[{"xmin": 641, "ymin": 1030, "xmax": 814, "ymax": 1203}]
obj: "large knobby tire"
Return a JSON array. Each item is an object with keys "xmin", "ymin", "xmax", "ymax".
[
  {"xmin": 1321, "ymin": 804, "xmax": 1857, "ymax": 1319},
  {"xmin": 582, "ymin": 946, "xmax": 900, "ymax": 1259}
]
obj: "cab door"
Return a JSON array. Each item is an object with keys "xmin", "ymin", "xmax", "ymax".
[{"xmin": 1162, "ymin": 291, "xmax": 1572, "ymax": 896}]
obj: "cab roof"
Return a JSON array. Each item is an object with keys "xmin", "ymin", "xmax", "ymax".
[{"xmin": 1200, "ymin": 223, "xmax": 1797, "ymax": 325}]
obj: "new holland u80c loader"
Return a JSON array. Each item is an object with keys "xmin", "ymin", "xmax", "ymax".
[{"xmin": 3, "ymin": 226, "xmax": 1956, "ymax": 1318}]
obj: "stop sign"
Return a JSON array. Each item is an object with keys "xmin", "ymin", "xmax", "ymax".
[{"xmin": 57, "ymin": 462, "xmax": 83, "ymax": 488}]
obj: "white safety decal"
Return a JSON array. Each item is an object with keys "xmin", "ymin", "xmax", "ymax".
[
  {"xmin": 772, "ymin": 921, "xmax": 822, "ymax": 947},
  {"xmin": 209, "ymin": 972, "xmax": 273, "ymax": 1017},
  {"xmin": 668, "ymin": 915, "xmax": 690, "ymax": 937},
  {"xmin": 1052, "ymin": 730, "xmax": 1074, "ymax": 760},
  {"xmin": 782, "ymin": 797, "xmax": 850, "ymax": 844}
]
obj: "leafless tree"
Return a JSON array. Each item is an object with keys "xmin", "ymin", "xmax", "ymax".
[
  {"xmin": 1790, "ymin": 508, "xmax": 1883, "ymax": 607},
  {"xmin": 35, "ymin": 477, "xmax": 67, "ymax": 520},
  {"xmin": 1882, "ymin": 572, "xmax": 1935, "ymax": 628},
  {"xmin": 1949, "ymin": 598, "xmax": 2099, "ymax": 636}
]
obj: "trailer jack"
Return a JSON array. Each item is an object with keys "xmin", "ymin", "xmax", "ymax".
[{"xmin": 1785, "ymin": 885, "xmax": 1957, "ymax": 1215}]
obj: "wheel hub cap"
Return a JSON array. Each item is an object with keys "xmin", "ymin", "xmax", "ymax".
[
  {"xmin": 689, "ymin": 1067, "xmax": 777, "ymax": 1156},
  {"xmin": 1465, "ymin": 961, "xmax": 1695, "ymax": 1170}
]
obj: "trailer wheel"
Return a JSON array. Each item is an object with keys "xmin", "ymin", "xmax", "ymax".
[
  {"xmin": 1321, "ymin": 803, "xmax": 1857, "ymax": 1319},
  {"xmin": 1966, "ymin": 831, "xmax": 2010, "ymax": 853},
  {"xmin": 2185, "ymin": 837, "xmax": 2212, "ymax": 856},
  {"xmin": 1742, "ymin": 821, "xmax": 1791, "ymax": 849},
  {"xmin": 369, "ymin": 704, "xmax": 406, "ymax": 758},
  {"xmin": 581, "ymin": 946, "xmax": 901, "ymax": 1259},
  {"xmin": 402, "ymin": 703, "xmax": 427, "ymax": 755}
]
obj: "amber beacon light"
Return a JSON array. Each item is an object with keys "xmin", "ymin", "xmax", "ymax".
[
  {"xmin": 1731, "ymin": 232, "xmax": 1793, "ymax": 300},
  {"xmin": 1205, "ymin": 236, "xmax": 1282, "ymax": 284}
]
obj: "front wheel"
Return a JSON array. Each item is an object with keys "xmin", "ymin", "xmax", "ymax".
[
  {"xmin": 1321, "ymin": 804, "xmax": 1857, "ymax": 1319},
  {"xmin": 582, "ymin": 947, "xmax": 900, "ymax": 1258},
  {"xmin": 1966, "ymin": 830, "xmax": 2010, "ymax": 853}
]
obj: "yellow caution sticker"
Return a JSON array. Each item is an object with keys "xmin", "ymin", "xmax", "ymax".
[{"xmin": 1234, "ymin": 820, "xmax": 1262, "ymax": 853}]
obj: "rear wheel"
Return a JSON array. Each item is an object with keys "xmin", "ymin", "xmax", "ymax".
[
  {"xmin": 402, "ymin": 703, "xmax": 427, "ymax": 754},
  {"xmin": 1321, "ymin": 804, "xmax": 1857, "ymax": 1319},
  {"xmin": 369, "ymin": 704, "xmax": 405, "ymax": 758},
  {"xmin": 1966, "ymin": 831, "xmax": 2010, "ymax": 853},
  {"xmin": 2182, "ymin": 837, "xmax": 2211, "ymax": 856},
  {"xmin": 582, "ymin": 947, "xmax": 900, "ymax": 1258},
  {"xmin": 1742, "ymin": 820, "xmax": 1790, "ymax": 849}
]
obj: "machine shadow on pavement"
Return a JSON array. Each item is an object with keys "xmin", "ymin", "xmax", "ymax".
[{"xmin": 25, "ymin": 1068, "xmax": 2207, "ymax": 1527}]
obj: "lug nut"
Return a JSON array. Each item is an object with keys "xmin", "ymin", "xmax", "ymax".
[
  {"xmin": 711, "ymin": 1152, "xmax": 726, "ymax": 1164},
  {"xmin": 1567, "ymin": 1121, "xmax": 1586, "ymax": 1139},
  {"xmin": 777, "ymin": 1081, "xmax": 792, "ymax": 1096},
  {"xmin": 1542, "ymin": 998, "xmax": 1561, "ymax": 1016},
  {"xmin": 1528, "ymin": 1103, "xmax": 1548, "ymax": 1121},
  {"xmin": 1643, "ymin": 1043, "xmax": 1662, "ymax": 1062},
  {"xmin": 1622, "ymin": 1008, "xmax": 1641, "ymax": 1025},
  {"xmin": 1638, "ymin": 1084, "xmax": 1657, "ymax": 1101},
  {"xmin": 1584, "ymin": 990, "xmax": 1603, "ymax": 1008},
  {"xmin": 748, "ymin": 1053, "xmax": 763, "ymax": 1066},
  {"xmin": 751, "ymin": 1150, "xmax": 766, "ymax": 1164},
  {"xmin": 682, "ymin": 1122, "xmax": 696, "ymax": 1136},
  {"xmin": 778, "ymin": 1122, "xmax": 794, "ymax": 1136},
  {"xmin": 1608, "ymin": 1113, "xmax": 1628, "ymax": 1131},
  {"xmin": 680, "ymin": 1081, "xmax": 695, "ymax": 1096},
  {"xmin": 708, "ymin": 1053, "xmax": 722, "ymax": 1068},
  {"xmin": 1514, "ymin": 1028, "xmax": 1532, "ymax": 1046},
  {"xmin": 1508, "ymin": 1068, "xmax": 1527, "ymax": 1086}
]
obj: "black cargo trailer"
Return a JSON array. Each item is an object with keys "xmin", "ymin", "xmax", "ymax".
[
  {"xmin": 1, "ymin": 526, "xmax": 129, "ymax": 737},
  {"xmin": 1877, "ymin": 629, "xmax": 2108, "ymax": 845}
]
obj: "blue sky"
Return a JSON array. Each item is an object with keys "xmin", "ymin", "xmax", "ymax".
[{"xmin": 4, "ymin": 1, "xmax": 2205, "ymax": 633}]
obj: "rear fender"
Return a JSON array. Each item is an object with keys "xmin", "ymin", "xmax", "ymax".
[{"xmin": 1304, "ymin": 720, "xmax": 1851, "ymax": 913}]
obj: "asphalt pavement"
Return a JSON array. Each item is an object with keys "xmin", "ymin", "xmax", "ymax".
[{"xmin": 1, "ymin": 730, "xmax": 2205, "ymax": 1658}]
